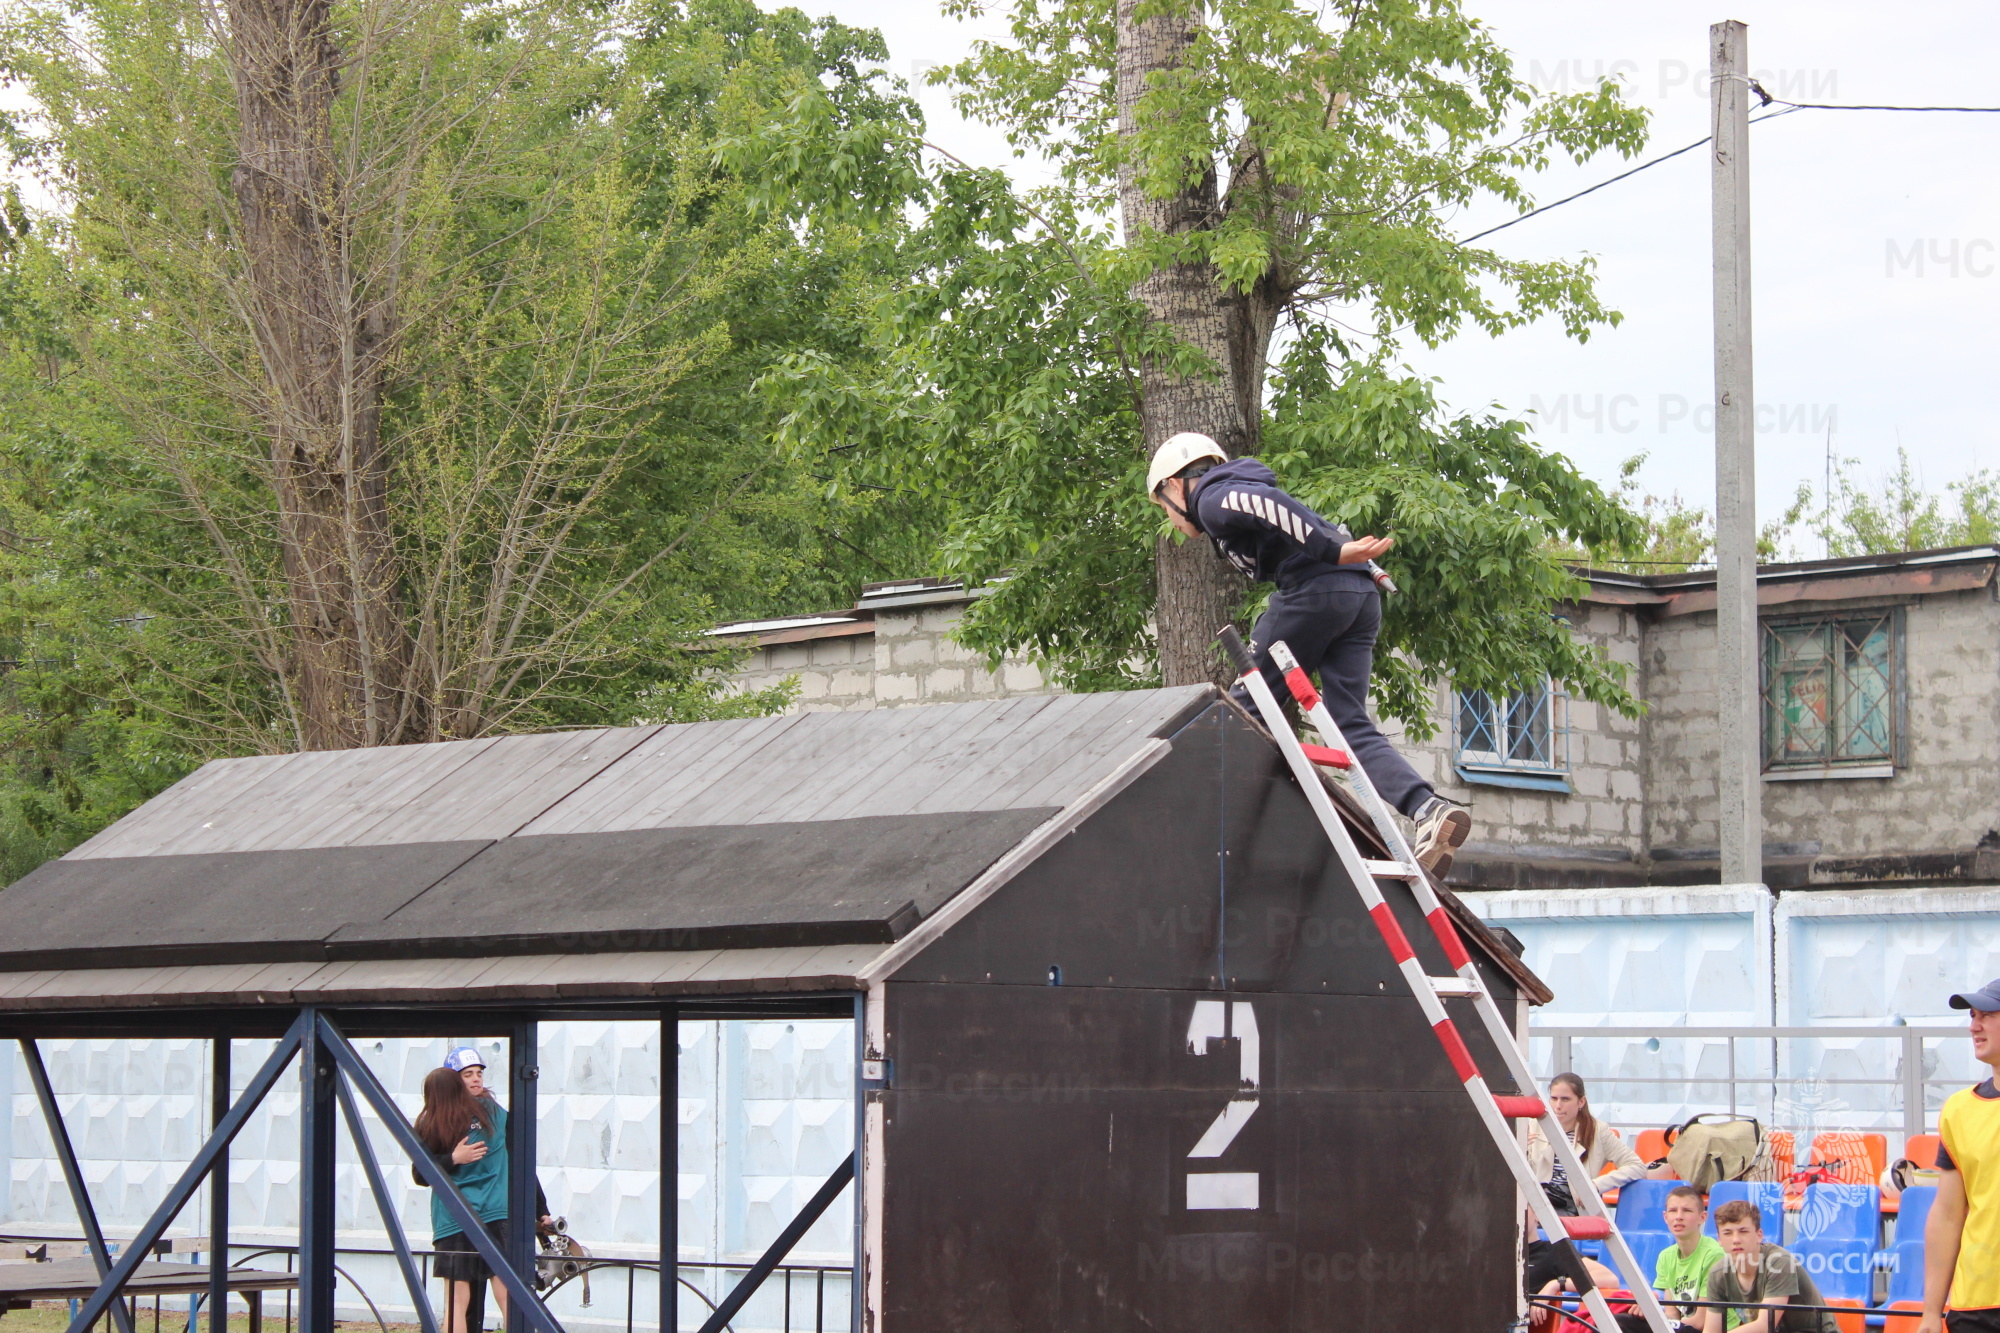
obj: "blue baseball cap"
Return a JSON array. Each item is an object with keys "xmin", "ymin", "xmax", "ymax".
[
  {"xmin": 1950, "ymin": 979, "xmax": 2000, "ymax": 1012},
  {"xmin": 444, "ymin": 1046, "xmax": 487, "ymax": 1073}
]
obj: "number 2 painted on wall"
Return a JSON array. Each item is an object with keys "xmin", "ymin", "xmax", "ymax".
[{"xmin": 1185, "ymin": 999, "xmax": 1259, "ymax": 1210}]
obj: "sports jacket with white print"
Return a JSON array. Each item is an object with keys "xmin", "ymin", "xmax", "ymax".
[{"xmin": 1187, "ymin": 458, "xmax": 1372, "ymax": 591}]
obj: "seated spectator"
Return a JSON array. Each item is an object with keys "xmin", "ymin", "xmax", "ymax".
[
  {"xmin": 1700, "ymin": 1200, "xmax": 1838, "ymax": 1333},
  {"xmin": 1527, "ymin": 1073, "xmax": 1651, "ymax": 1209},
  {"xmin": 1655, "ymin": 1185, "xmax": 1724, "ymax": 1329}
]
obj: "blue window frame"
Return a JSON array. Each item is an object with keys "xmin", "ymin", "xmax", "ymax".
[{"xmin": 1453, "ymin": 680, "xmax": 1569, "ymax": 792}]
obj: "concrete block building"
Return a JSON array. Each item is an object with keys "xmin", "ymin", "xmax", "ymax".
[
  {"xmin": 714, "ymin": 549, "xmax": 2000, "ymax": 1128},
  {"xmin": 718, "ymin": 548, "xmax": 2000, "ymax": 894}
]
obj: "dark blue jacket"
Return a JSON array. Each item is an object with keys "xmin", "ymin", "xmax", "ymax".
[{"xmin": 1188, "ymin": 458, "xmax": 1370, "ymax": 590}]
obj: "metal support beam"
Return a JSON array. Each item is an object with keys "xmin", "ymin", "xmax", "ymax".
[
  {"xmin": 298, "ymin": 1011, "xmax": 337, "ymax": 1333},
  {"xmin": 316, "ymin": 1016, "xmax": 563, "ymax": 1333},
  {"xmin": 660, "ymin": 1006, "xmax": 678, "ymax": 1333},
  {"xmin": 507, "ymin": 1021, "xmax": 539, "ymax": 1333},
  {"xmin": 208, "ymin": 1039, "xmax": 229, "ymax": 1333},
  {"xmin": 334, "ymin": 1070, "xmax": 441, "ymax": 1333},
  {"xmin": 1711, "ymin": 16, "xmax": 1762, "ymax": 886},
  {"xmin": 695, "ymin": 1155, "xmax": 855, "ymax": 1333},
  {"xmin": 850, "ymin": 995, "xmax": 865, "ymax": 1333},
  {"xmin": 65, "ymin": 1013, "xmax": 309, "ymax": 1333},
  {"xmin": 21, "ymin": 1040, "xmax": 139, "ymax": 1333}
]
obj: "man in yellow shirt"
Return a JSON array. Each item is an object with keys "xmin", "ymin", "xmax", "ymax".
[{"xmin": 1920, "ymin": 978, "xmax": 2000, "ymax": 1333}]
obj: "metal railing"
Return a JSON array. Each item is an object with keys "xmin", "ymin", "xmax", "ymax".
[
  {"xmin": 3, "ymin": 1237, "xmax": 853, "ymax": 1333},
  {"xmin": 1532, "ymin": 1025, "xmax": 1966, "ymax": 1144}
]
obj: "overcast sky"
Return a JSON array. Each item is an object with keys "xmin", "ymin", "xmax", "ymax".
[{"xmin": 794, "ymin": 0, "xmax": 2000, "ymax": 557}]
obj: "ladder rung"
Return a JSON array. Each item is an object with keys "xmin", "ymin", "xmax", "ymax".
[
  {"xmin": 1300, "ymin": 743, "xmax": 1352, "ymax": 770},
  {"xmin": 1364, "ymin": 859, "xmax": 1422, "ymax": 879},
  {"xmin": 1492, "ymin": 1095, "xmax": 1547, "ymax": 1119},
  {"xmin": 1429, "ymin": 976, "xmax": 1481, "ymax": 999},
  {"xmin": 1561, "ymin": 1217, "xmax": 1612, "ymax": 1240}
]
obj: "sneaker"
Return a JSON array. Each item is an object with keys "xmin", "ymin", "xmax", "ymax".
[{"xmin": 1411, "ymin": 796, "xmax": 1472, "ymax": 880}]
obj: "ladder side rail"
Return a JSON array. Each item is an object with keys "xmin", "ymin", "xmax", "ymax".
[{"xmin": 1243, "ymin": 636, "xmax": 1673, "ymax": 1333}]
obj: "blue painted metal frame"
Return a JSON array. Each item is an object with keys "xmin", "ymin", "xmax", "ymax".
[
  {"xmin": 333, "ymin": 1067, "xmax": 442, "ymax": 1333},
  {"xmin": 300, "ymin": 1011, "xmax": 338, "ymax": 1333},
  {"xmin": 63, "ymin": 1012, "xmax": 310, "ymax": 1333},
  {"xmin": 693, "ymin": 1154, "xmax": 856, "ymax": 1333},
  {"xmin": 316, "ymin": 1014, "xmax": 564, "ymax": 1333},
  {"xmin": 506, "ymin": 1020, "xmax": 539, "ymax": 1333},
  {"xmin": 660, "ymin": 1004, "xmax": 678, "ymax": 1333},
  {"xmin": 208, "ymin": 1039, "xmax": 229, "ymax": 1333},
  {"xmin": 20, "ymin": 1038, "xmax": 139, "ymax": 1333}
]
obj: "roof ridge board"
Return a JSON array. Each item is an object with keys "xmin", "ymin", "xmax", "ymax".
[
  {"xmin": 803, "ymin": 696, "xmax": 1059, "ymax": 822},
  {"xmin": 515, "ymin": 712, "xmax": 810, "ymax": 836}
]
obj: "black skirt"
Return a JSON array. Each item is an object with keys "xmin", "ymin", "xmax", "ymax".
[{"xmin": 434, "ymin": 1218, "xmax": 510, "ymax": 1284}]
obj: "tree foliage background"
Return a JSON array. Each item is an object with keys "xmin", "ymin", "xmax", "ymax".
[{"xmin": 0, "ymin": 0, "xmax": 927, "ymax": 875}]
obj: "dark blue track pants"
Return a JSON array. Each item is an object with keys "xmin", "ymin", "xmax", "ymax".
[{"xmin": 1228, "ymin": 580, "xmax": 1436, "ymax": 819}]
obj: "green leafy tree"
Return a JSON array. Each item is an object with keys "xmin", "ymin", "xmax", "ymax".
[
  {"xmin": 0, "ymin": 0, "xmax": 921, "ymax": 869},
  {"xmin": 1806, "ymin": 448, "xmax": 1999, "ymax": 557},
  {"xmin": 755, "ymin": 0, "xmax": 1654, "ymax": 727}
]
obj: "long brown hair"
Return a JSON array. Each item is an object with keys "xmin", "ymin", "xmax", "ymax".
[
  {"xmin": 414, "ymin": 1067, "xmax": 492, "ymax": 1156},
  {"xmin": 1551, "ymin": 1072, "xmax": 1598, "ymax": 1157}
]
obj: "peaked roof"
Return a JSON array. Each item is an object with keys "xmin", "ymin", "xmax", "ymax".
[{"xmin": 0, "ymin": 688, "xmax": 1214, "ymax": 974}]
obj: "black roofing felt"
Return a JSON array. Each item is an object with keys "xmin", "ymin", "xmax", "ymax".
[
  {"xmin": 0, "ymin": 688, "xmax": 1218, "ymax": 973},
  {"xmin": 0, "ymin": 810, "xmax": 1057, "ymax": 971}
]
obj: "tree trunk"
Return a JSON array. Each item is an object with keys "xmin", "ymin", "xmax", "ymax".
[
  {"xmin": 1116, "ymin": 0, "xmax": 1251, "ymax": 689},
  {"xmin": 226, "ymin": 0, "xmax": 412, "ymax": 748}
]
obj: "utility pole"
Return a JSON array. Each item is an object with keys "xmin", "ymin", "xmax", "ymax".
[{"xmin": 1711, "ymin": 18, "xmax": 1761, "ymax": 886}]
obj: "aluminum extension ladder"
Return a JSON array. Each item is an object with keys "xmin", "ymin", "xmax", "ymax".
[{"xmin": 1218, "ymin": 628, "xmax": 1672, "ymax": 1333}]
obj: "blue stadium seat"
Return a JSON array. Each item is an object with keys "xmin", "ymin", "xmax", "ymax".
[
  {"xmin": 1615, "ymin": 1179, "xmax": 1681, "ymax": 1233},
  {"xmin": 1885, "ymin": 1239, "xmax": 1926, "ymax": 1304},
  {"xmin": 1881, "ymin": 1183, "xmax": 1937, "ymax": 1303},
  {"xmin": 1618, "ymin": 1230, "xmax": 1675, "ymax": 1289},
  {"xmin": 1796, "ymin": 1182, "xmax": 1881, "ymax": 1245},
  {"xmin": 1792, "ymin": 1236, "xmax": 1876, "ymax": 1302},
  {"xmin": 1704, "ymin": 1180, "xmax": 1786, "ymax": 1237},
  {"xmin": 1893, "ymin": 1185, "xmax": 1938, "ymax": 1245}
]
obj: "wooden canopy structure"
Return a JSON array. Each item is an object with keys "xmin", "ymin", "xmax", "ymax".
[{"xmin": 0, "ymin": 684, "xmax": 1547, "ymax": 1332}]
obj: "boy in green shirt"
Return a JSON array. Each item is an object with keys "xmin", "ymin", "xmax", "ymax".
[{"xmin": 1654, "ymin": 1185, "xmax": 1725, "ymax": 1329}]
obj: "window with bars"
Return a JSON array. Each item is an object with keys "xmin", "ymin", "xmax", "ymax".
[
  {"xmin": 1454, "ymin": 679, "xmax": 1565, "ymax": 775},
  {"xmin": 1761, "ymin": 611, "xmax": 1902, "ymax": 772}
]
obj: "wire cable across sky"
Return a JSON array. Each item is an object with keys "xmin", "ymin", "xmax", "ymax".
[{"xmin": 1457, "ymin": 92, "xmax": 2000, "ymax": 248}]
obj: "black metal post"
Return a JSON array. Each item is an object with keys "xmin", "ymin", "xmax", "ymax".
[
  {"xmin": 333, "ymin": 1069, "xmax": 440, "ymax": 1333},
  {"xmin": 660, "ymin": 1005, "xmax": 677, "ymax": 1333},
  {"xmin": 20, "ymin": 1039, "xmax": 139, "ymax": 1333},
  {"xmin": 506, "ymin": 1020, "xmax": 539, "ymax": 1333},
  {"xmin": 298, "ymin": 1012, "xmax": 337, "ymax": 1333},
  {"xmin": 64, "ymin": 1014, "xmax": 309, "ymax": 1333},
  {"xmin": 315, "ymin": 1016, "xmax": 562, "ymax": 1333},
  {"xmin": 208, "ymin": 1038, "xmax": 229, "ymax": 1333}
]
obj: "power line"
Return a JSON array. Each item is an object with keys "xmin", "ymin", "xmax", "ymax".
[
  {"xmin": 1458, "ymin": 90, "xmax": 2000, "ymax": 248},
  {"xmin": 1753, "ymin": 86, "xmax": 2000, "ymax": 113},
  {"xmin": 1458, "ymin": 108, "xmax": 1797, "ymax": 246}
]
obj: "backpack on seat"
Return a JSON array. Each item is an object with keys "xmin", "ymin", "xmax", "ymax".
[{"xmin": 1665, "ymin": 1114, "xmax": 1762, "ymax": 1191}]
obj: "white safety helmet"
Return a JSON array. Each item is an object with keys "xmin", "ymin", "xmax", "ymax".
[{"xmin": 1145, "ymin": 432, "xmax": 1227, "ymax": 497}]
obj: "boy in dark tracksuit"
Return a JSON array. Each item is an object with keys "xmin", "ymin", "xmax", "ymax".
[{"xmin": 1147, "ymin": 432, "xmax": 1472, "ymax": 876}]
